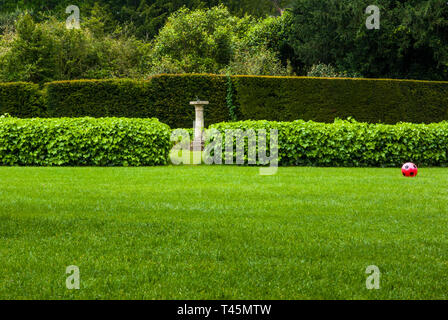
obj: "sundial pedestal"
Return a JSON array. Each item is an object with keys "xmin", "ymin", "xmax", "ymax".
[{"xmin": 190, "ymin": 100, "xmax": 209, "ymax": 164}]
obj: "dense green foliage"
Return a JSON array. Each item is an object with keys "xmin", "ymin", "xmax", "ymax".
[
  {"xmin": 147, "ymin": 6, "xmax": 290, "ymax": 75},
  {"xmin": 290, "ymin": 0, "xmax": 448, "ymax": 80},
  {"xmin": 0, "ymin": 82, "xmax": 44, "ymax": 117},
  {"xmin": 1, "ymin": 1, "xmax": 447, "ymax": 80},
  {"xmin": 307, "ymin": 63, "xmax": 361, "ymax": 78},
  {"xmin": 0, "ymin": 13, "xmax": 147, "ymax": 84},
  {"xmin": 211, "ymin": 119, "xmax": 448, "ymax": 167},
  {"xmin": 1, "ymin": 166, "xmax": 448, "ymax": 299},
  {"xmin": 147, "ymin": 6, "xmax": 251, "ymax": 74},
  {"xmin": 0, "ymin": 117, "xmax": 171, "ymax": 166},
  {"xmin": 2, "ymin": 115, "xmax": 447, "ymax": 168},
  {"xmin": 0, "ymin": 1, "xmax": 292, "ymax": 44},
  {"xmin": 232, "ymin": 76, "xmax": 448, "ymax": 124},
  {"xmin": 0, "ymin": 1, "xmax": 290, "ymax": 27},
  {"xmin": 45, "ymin": 75, "xmax": 229, "ymax": 128},
  {"xmin": 0, "ymin": 7, "xmax": 290, "ymax": 82},
  {"xmin": 0, "ymin": 1, "xmax": 290, "ymax": 24}
]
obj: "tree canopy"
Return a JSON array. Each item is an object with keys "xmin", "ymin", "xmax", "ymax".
[{"xmin": 1, "ymin": 0, "xmax": 447, "ymax": 81}]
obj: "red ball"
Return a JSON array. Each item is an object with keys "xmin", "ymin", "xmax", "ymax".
[{"xmin": 402, "ymin": 162, "xmax": 418, "ymax": 177}]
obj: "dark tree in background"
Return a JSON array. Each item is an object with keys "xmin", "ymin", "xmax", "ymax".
[{"xmin": 289, "ymin": 0, "xmax": 448, "ymax": 80}]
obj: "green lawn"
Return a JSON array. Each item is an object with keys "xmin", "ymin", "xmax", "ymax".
[{"xmin": 1, "ymin": 166, "xmax": 447, "ymax": 300}]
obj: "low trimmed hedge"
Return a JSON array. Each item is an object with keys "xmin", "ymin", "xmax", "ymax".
[
  {"xmin": 0, "ymin": 82, "xmax": 45, "ymax": 117},
  {"xmin": 45, "ymin": 75, "xmax": 229, "ymax": 128},
  {"xmin": 0, "ymin": 117, "xmax": 171, "ymax": 166},
  {"xmin": 210, "ymin": 119, "xmax": 448, "ymax": 167},
  {"xmin": 1, "ymin": 117, "xmax": 447, "ymax": 167}
]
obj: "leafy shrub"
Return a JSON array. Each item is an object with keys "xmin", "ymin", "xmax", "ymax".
[
  {"xmin": 226, "ymin": 45, "xmax": 290, "ymax": 76},
  {"xmin": 146, "ymin": 6, "xmax": 288, "ymax": 76},
  {"xmin": 307, "ymin": 64, "xmax": 340, "ymax": 78},
  {"xmin": 0, "ymin": 117, "xmax": 171, "ymax": 166},
  {"xmin": 307, "ymin": 63, "xmax": 362, "ymax": 78},
  {"xmin": 0, "ymin": 82, "xmax": 44, "ymax": 117},
  {"xmin": 147, "ymin": 6, "xmax": 252, "ymax": 75},
  {"xmin": 210, "ymin": 119, "xmax": 448, "ymax": 167},
  {"xmin": 241, "ymin": 11, "xmax": 298, "ymax": 73}
]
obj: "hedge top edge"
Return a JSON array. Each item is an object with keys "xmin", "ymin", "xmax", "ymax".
[{"xmin": 1, "ymin": 74, "xmax": 444, "ymax": 86}]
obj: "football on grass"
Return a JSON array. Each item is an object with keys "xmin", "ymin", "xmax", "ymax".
[{"xmin": 402, "ymin": 162, "xmax": 418, "ymax": 177}]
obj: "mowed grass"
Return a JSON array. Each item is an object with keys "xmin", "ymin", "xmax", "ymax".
[{"xmin": 1, "ymin": 166, "xmax": 448, "ymax": 300}]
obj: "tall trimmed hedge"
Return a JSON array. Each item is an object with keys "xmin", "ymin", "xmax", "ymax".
[
  {"xmin": 0, "ymin": 82, "xmax": 44, "ymax": 117},
  {"xmin": 45, "ymin": 75, "xmax": 230, "ymax": 128},
  {"xmin": 210, "ymin": 119, "xmax": 448, "ymax": 167},
  {"xmin": 0, "ymin": 117, "xmax": 171, "ymax": 166},
  {"xmin": 232, "ymin": 76, "xmax": 448, "ymax": 124},
  {"xmin": 2, "ymin": 75, "xmax": 448, "ymax": 124}
]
